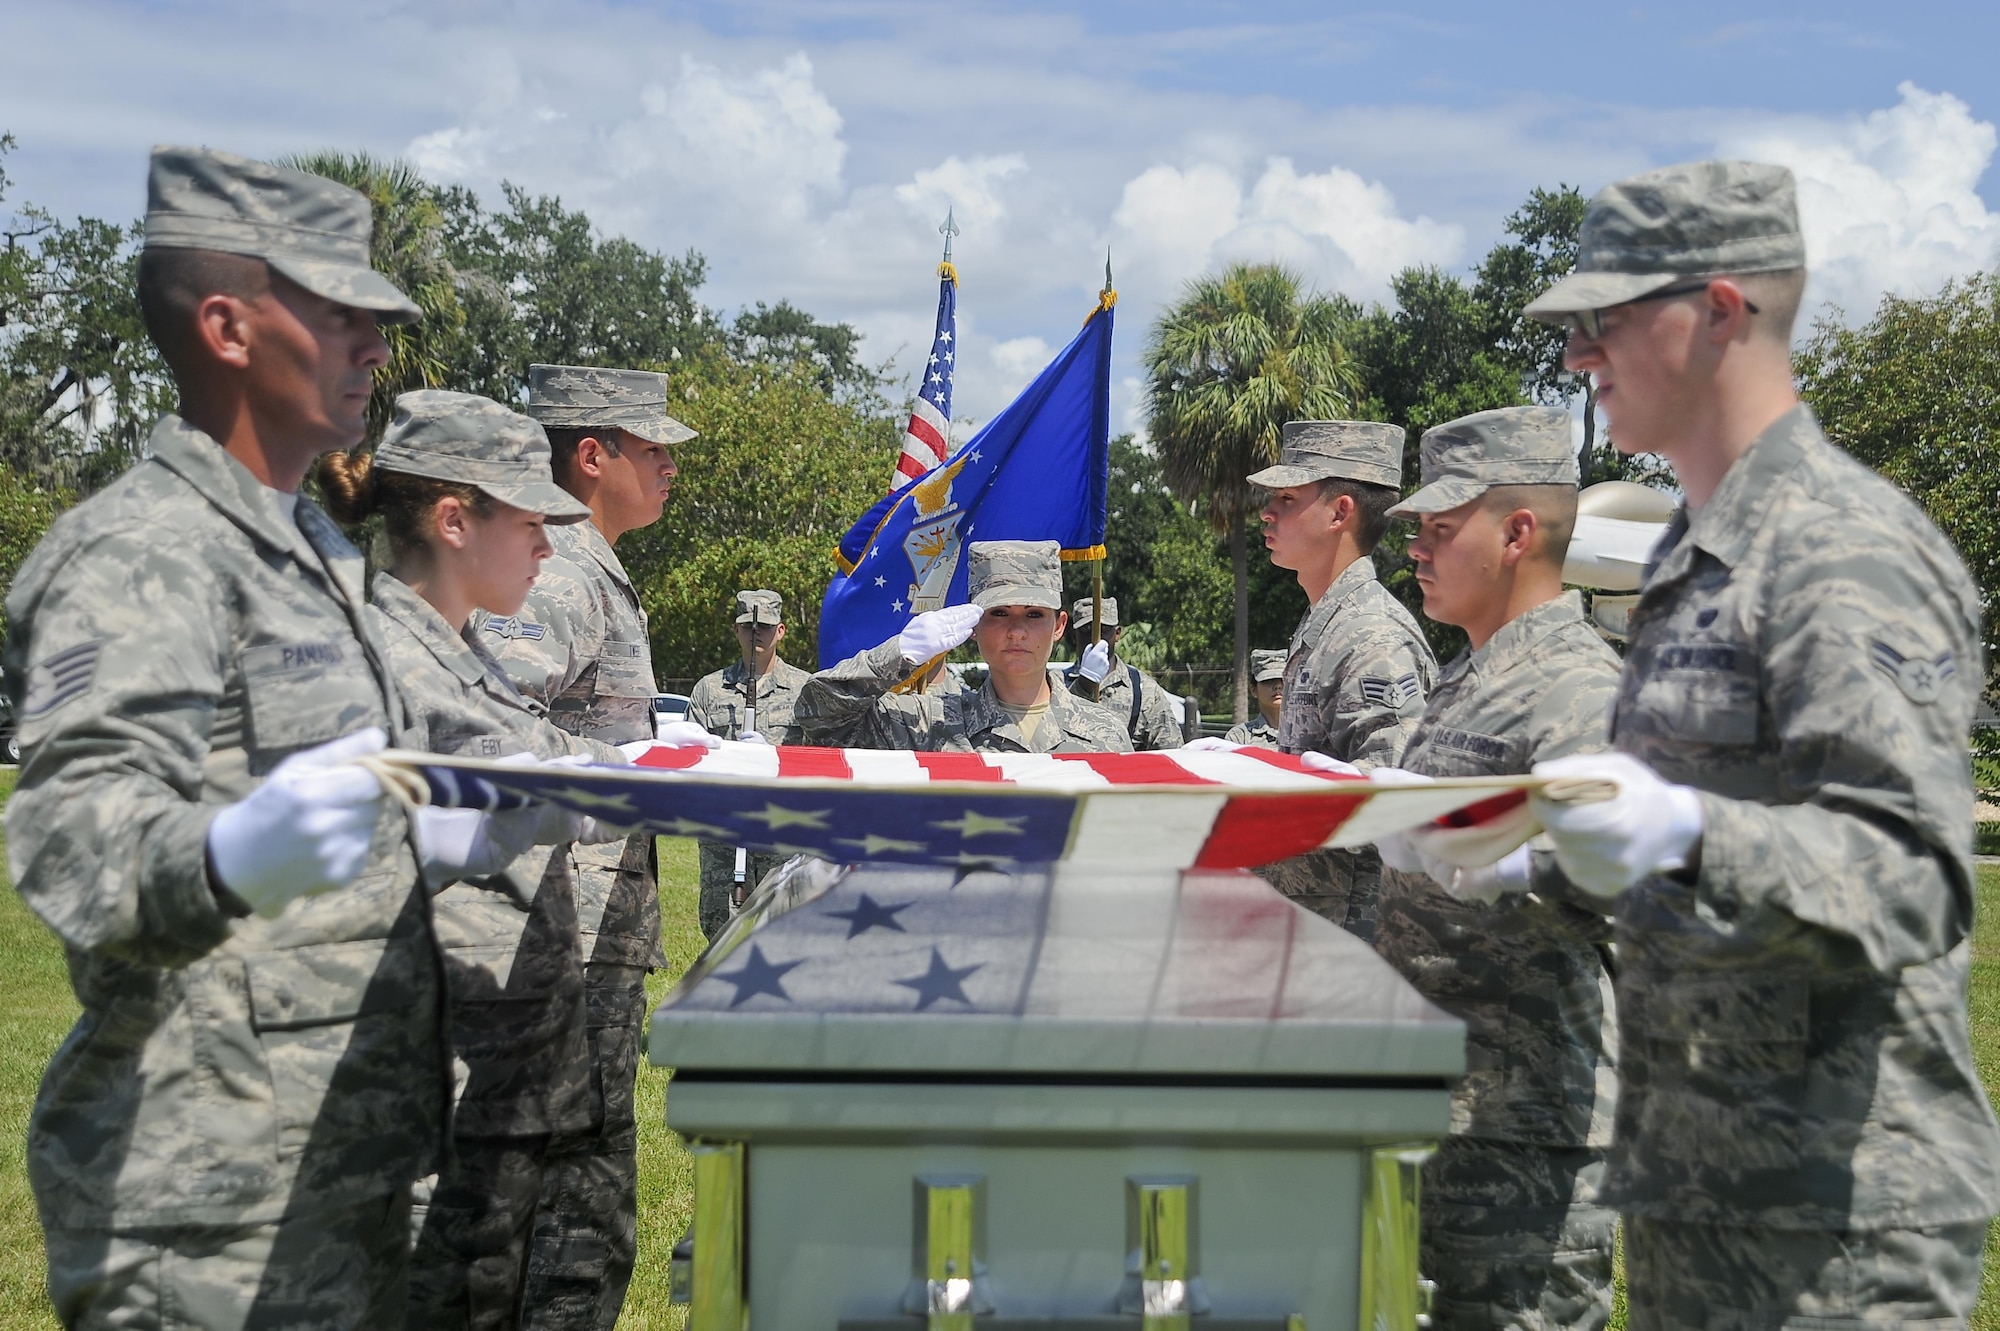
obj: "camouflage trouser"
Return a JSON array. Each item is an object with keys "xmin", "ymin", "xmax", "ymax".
[
  {"xmin": 1421, "ymin": 1139, "xmax": 1616, "ymax": 1331},
  {"xmin": 1257, "ymin": 845, "xmax": 1384, "ymax": 946},
  {"xmin": 696, "ymin": 842, "xmax": 789, "ymax": 940},
  {"xmin": 44, "ymin": 1190, "xmax": 410, "ymax": 1330},
  {"xmin": 1623, "ymin": 1215, "xmax": 1988, "ymax": 1330},
  {"xmin": 407, "ymin": 1137, "xmax": 549, "ymax": 1330},
  {"xmin": 520, "ymin": 962, "xmax": 647, "ymax": 1331}
]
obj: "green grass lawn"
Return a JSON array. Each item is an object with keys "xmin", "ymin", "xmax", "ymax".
[{"xmin": 0, "ymin": 766, "xmax": 1994, "ymax": 1328}]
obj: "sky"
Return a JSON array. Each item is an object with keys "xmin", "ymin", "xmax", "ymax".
[{"xmin": 3, "ymin": 0, "xmax": 1997, "ymax": 438}]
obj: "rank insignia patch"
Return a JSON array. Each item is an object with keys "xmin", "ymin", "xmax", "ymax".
[
  {"xmin": 1870, "ymin": 639, "xmax": 1955, "ymax": 705},
  {"xmin": 22, "ymin": 641, "xmax": 102, "ymax": 718},
  {"xmin": 1358, "ymin": 673, "xmax": 1421, "ymax": 709},
  {"xmin": 483, "ymin": 615, "xmax": 546, "ymax": 641}
]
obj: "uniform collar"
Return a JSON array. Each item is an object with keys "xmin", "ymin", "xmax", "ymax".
[
  {"xmin": 962, "ymin": 681, "xmax": 1098, "ymax": 751},
  {"xmin": 147, "ymin": 414, "xmax": 370, "ymax": 611},
  {"xmin": 723, "ymin": 657, "xmax": 805, "ymax": 689},
  {"xmin": 1296, "ymin": 555, "xmax": 1379, "ymax": 645},
  {"xmin": 1450, "ymin": 589, "xmax": 1589, "ymax": 682},
  {"xmin": 369, "ymin": 573, "xmax": 494, "ymax": 688},
  {"xmin": 147, "ymin": 414, "xmax": 310, "ymax": 560},
  {"xmin": 1660, "ymin": 403, "xmax": 1821, "ymax": 576},
  {"xmin": 561, "ymin": 519, "xmax": 633, "ymax": 591}
]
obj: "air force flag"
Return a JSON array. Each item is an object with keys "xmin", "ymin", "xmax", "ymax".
[{"xmin": 818, "ymin": 293, "xmax": 1114, "ymax": 666}]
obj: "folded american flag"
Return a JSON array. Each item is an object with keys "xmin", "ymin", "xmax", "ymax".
[{"xmin": 383, "ymin": 741, "xmax": 1558, "ymax": 872}]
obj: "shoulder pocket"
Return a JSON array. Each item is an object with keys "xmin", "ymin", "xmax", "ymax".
[{"xmin": 241, "ymin": 639, "xmax": 385, "ymax": 758}]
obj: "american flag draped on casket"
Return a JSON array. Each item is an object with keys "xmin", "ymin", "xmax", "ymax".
[{"xmin": 382, "ymin": 741, "xmax": 1565, "ymax": 872}]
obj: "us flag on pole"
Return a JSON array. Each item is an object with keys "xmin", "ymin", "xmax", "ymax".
[{"xmin": 890, "ymin": 261, "xmax": 958, "ymax": 489}]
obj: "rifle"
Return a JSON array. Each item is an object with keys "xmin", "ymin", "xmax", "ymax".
[{"xmin": 742, "ymin": 602, "xmax": 761, "ymax": 738}]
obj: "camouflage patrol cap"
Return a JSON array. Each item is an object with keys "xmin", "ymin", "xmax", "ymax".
[
  {"xmin": 373, "ymin": 389, "xmax": 593, "ymax": 522},
  {"xmin": 735, "ymin": 589, "xmax": 783, "ymax": 624},
  {"xmin": 1247, "ymin": 420, "xmax": 1404, "ymax": 490},
  {"xmin": 1069, "ymin": 596, "xmax": 1118, "ymax": 629},
  {"xmin": 526, "ymin": 364, "xmax": 698, "ymax": 446},
  {"xmin": 142, "ymin": 146, "xmax": 420, "ymax": 323},
  {"xmin": 1389, "ymin": 406, "xmax": 1577, "ymax": 517},
  {"xmin": 967, "ymin": 540, "xmax": 1064, "ymax": 611},
  {"xmin": 1250, "ymin": 648, "xmax": 1287, "ymax": 683},
  {"xmin": 1525, "ymin": 160, "xmax": 1805, "ymax": 320}
]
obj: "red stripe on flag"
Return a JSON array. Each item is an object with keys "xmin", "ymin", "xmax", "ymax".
[
  {"xmin": 895, "ymin": 449, "xmax": 932, "ymax": 481},
  {"xmin": 1229, "ymin": 748, "xmax": 1369, "ymax": 782},
  {"xmin": 635, "ymin": 745, "xmax": 707, "ymax": 770},
  {"xmin": 1051, "ymin": 752, "xmax": 1218, "ymax": 785},
  {"xmin": 1193, "ymin": 792, "xmax": 1370, "ymax": 868},
  {"xmin": 776, "ymin": 746, "xmax": 854, "ymax": 779},
  {"xmin": 1435, "ymin": 788, "xmax": 1526, "ymax": 828},
  {"xmin": 905, "ymin": 413, "xmax": 948, "ymax": 460},
  {"xmin": 915, "ymin": 752, "xmax": 1004, "ymax": 782}
]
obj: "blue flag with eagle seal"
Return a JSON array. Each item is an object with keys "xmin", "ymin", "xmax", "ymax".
[{"xmin": 817, "ymin": 293, "xmax": 1114, "ymax": 667}]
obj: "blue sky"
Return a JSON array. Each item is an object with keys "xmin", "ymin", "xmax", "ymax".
[{"xmin": 3, "ymin": 1, "xmax": 1995, "ymax": 435}]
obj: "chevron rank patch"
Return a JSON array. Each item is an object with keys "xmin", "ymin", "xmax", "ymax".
[
  {"xmin": 22, "ymin": 641, "xmax": 103, "ymax": 718},
  {"xmin": 1870, "ymin": 639, "xmax": 1955, "ymax": 705},
  {"xmin": 483, "ymin": 615, "xmax": 547, "ymax": 641},
  {"xmin": 1358, "ymin": 672, "xmax": 1421, "ymax": 709}
]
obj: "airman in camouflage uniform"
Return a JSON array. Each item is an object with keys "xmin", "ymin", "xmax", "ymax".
[
  {"xmin": 1251, "ymin": 420, "xmax": 1437, "ymax": 943},
  {"xmin": 1373, "ymin": 406, "xmax": 1622, "ymax": 1330},
  {"xmin": 1222, "ymin": 648, "xmax": 1286, "ymax": 747},
  {"xmin": 799, "ymin": 541, "xmax": 1134, "ymax": 754},
  {"xmin": 478, "ymin": 364, "xmax": 695, "ymax": 1331},
  {"xmin": 2, "ymin": 147, "xmax": 441, "ymax": 1327},
  {"xmin": 1057, "ymin": 597, "xmax": 1188, "ymax": 750},
  {"xmin": 348, "ymin": 390, "xmax": 627, "ymax": 1330},
  {"xmin": 1523, "ymin": 163, "xmax": 2000, "ymax": 1327},
  {"xmin": 686, "ymin": 589, "xmax": 812, "ymax": 938}
]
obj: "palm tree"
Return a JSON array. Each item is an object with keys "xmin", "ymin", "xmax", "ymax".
[
  {"xmin": 279, "ymin": 151, "xmax": 468, "ymax": 442},
  {"xmin": 1144, "ymin": 262, "xmax": 1363, "ymax": 722}
]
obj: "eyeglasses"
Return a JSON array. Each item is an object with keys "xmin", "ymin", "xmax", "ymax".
[{"xmin": 1562, "ymin": 280, "xmax": 1760, "ymax": 341}]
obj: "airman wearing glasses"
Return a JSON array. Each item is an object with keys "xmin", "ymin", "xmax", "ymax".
[{"xmin": 1506, "ymin": 161, "xmax": 2000, "ymax": 1329}]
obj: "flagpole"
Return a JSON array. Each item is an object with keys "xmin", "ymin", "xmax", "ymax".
[{"xmin": 1087, "ymin": 250, "xmax": 1113, "ymax": 704}]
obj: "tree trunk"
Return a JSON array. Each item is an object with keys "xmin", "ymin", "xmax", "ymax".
[{"xmin": 1230, "ymin": 506, "xmax": 1250, "ymax": 724}]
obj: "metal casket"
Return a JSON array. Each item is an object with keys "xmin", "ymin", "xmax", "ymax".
[{"xmin": 651, "ymin": 859, "xmax": 1463, "ymax": 1331}]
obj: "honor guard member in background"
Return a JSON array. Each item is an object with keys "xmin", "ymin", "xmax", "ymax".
[
  {"xmin": 479, "ymin": 364, "xmax": 704, "ymax": 1331},
  {"xmin": 799, "ymin": 540, "xmax": 1134, "ymax": 754},
  {"xmin": 1249, "ymin": 419, "xmax": 1437, "ymax": 943},
  {"xmin": 1223, "ymin": 649, "xmax": 1287, "ymax": 747},
  {"xmin": 1058, "ymin": 596, "xmax": 1188, "ymax": 750},
  {"xmin": 686, "ymin": 589, "xmax": 812, "ymax": 939},
  {"xmin": 320, "ymin": 390, "xmax": 636, "ymax": 1330},
  {"xmin": 1368, "ymin": 406, "xmax": 1622, "ymax": 1331},
  {"xmin": 1, "ymin": 147, "xmax": 445, "ymax": 1327},
  {"xmin": 1520, "ymin": 163, "xmax": 2000, "ymax": 1328}
]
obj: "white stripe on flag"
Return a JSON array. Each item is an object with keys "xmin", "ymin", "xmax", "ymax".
[
  {"xmin": 844, "ymin": 749, "xmax": 927, "ymax": 783},
  {"xmin": 1068, "ymin": 791, "xmax": 1228, "ymax": 866}
]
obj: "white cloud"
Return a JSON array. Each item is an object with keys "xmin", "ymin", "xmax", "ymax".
[
  {"xmin": 1716, "ymin": 83, "xmax": 2000, "ymax": 320},
  {"xmin": 1111, "ymin": 156, "xmax": 1464, "ymax": 305}
]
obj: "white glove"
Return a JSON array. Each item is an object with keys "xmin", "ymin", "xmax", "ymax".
[
  {"xmin": 737, "ymin": 730, "xmax": 770, "ymax": 746},
  {"xmin": 1440, "ymin": 844, "xmax": 1535, "ymax": 905},
  {"xmin": 654, "ymin": 721, "xmax": 721, "ymax": 751},
  {"xmin": 1181, "ymin": 737, "xmax": 1242, "ymax": 753},
  {"xmin": 410, "ymin": 803, "xmax": 554, "ymax": 889},
  {"xmin": 1300, "ymin": 752, "xmax": 1362, "ymax": 776},
  {"xmin": 1077, "ymin": 640, "xmax": 1112, "ymax": 684},
  {"xmin": 1368, "ymin": 768, "xmax": 1436, "ymax": 871},
  {"xmin": 616, "ymin": 740, "xmax": 653, "ymax": 762},
  {"xmin": 1529, "ymin": 752, "xmax": 1704, "ymax": 899},
  {"xmin": 208, "ymin": 727, "xmax": 388, "ymax": 919},
  {"xmin": 899, "ymin": 604, "xmax": 983, "ymax": 664}
]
